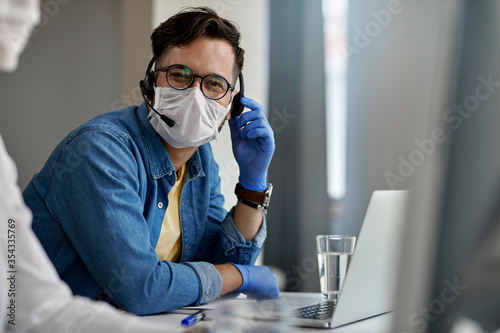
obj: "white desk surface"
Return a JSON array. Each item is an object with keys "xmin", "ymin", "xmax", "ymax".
[{"xmin": 142, "ymin": 292, "xmax": 394, "ymax": 332}]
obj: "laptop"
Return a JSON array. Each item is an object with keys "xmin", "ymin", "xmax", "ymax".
[
  {"xmin": 184, "ymin": 190, "xmax": 408, "ymax": 329},
  {"xmin": 215, "ymin": 190, "xmax": 409, "ymax": 329}
]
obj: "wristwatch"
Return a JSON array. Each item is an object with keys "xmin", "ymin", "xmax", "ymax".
[{"xmin": 235, "ymin": 182, "xmax": 273, "ymax": 213}]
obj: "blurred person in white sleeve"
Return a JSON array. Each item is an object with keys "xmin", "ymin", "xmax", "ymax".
[{"xmin": 0, "ymin": 0, "xmax": 183, "ymax": 332}]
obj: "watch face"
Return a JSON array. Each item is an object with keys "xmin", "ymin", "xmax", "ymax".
[{"xmin": 264, "ymin": 183, "xmax": 273, "ymax": 206}]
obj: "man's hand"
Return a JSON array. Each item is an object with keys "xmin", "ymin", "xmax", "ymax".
[
  {"xmin": 231, "ymin": 264, "xmax": 280, "ymax": 299},
  {"xmin": 229, "ymin": 97, "xmax": 275, "ymax": 191}
]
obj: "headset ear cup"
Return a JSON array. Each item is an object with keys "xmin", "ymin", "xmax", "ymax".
[
  {"xmin": 145, "ymin": 71, "xmax": 156, "ymax": 99},
  {"xmin": 231, "ymin": 72, "xmax": 245, "ymax": 118},
  {"xmin": 231, "ymin": 92, "xmax": 244, "ymax": 118},
  {"xmin": 139, "ymin": 57, "xmax": 157, "ymax": 100}
]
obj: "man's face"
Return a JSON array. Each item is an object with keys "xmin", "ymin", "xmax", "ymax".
[{"xmin": 156, "ymin": 37, "xmax": 237, "ymax": 122}]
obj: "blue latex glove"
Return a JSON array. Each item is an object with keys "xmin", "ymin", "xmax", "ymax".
[
  {"xmin": 231, "ymin": 264, "xmax": 280, "ymax": 299},
  {"xmin": 229, "ymin": 97, "xmax": 275, "ymax": 191}
]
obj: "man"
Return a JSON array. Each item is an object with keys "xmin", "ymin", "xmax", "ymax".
[
  {"xmin": 0, "ymin": 0, "xmax": 191, "ymax": 331},
  {"xmin": 23, "ymin": 7, "xmax": 279, "ymax": 315}
]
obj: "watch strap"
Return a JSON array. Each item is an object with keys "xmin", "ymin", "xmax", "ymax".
[
  {"xmin": 235, "ymin": 182, "xmax": 273, "ymax": 213},
  {"xmin": 237, "ymin": 197, "xmax": 267, "ymax": 212},
  {"xmin": 235, "ymin": 182, "xmax": 267, "ymax": 204}
]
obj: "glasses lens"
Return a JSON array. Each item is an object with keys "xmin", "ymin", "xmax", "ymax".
[
  {"xmin": 202, "ymin": 75, "xmax": 229, "ymax": 100},
  {"xmin": 167, "ymin": 66, "xmax": 193, "ymax": 89}
]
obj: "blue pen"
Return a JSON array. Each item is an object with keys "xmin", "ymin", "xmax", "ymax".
[{"xmin": 181, "ymin": 310, "xmax": 206, "ymax": 327}]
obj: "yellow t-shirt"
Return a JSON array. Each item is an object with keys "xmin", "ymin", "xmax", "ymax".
[{"xmin": 155, "ymin": 164, "xmax": 186, "ymax": 262}]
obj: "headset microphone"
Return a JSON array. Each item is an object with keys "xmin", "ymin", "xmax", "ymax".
[
  {"xmin": 142, "ymin": 94, "xmax": 176, "ymax": 127},
  {"xmin": 139, "ymin": 57, "xmax": 175, "ymax": 127}
]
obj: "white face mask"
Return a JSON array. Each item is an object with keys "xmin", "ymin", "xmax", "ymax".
[
  {"xmin": 148, "ymin": 87, "xmax": 232, "ymax": 148},
  {"xmin": 0, "ymin": 0, "xmax": 40, "ymax": 72}
]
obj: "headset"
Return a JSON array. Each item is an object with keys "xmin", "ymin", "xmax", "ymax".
[{"xmin": 139, "ymin": 57, "xmax": 246, "ymax": 128}]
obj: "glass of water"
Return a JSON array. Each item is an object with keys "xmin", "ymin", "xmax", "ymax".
[{"xmin": 316, "ymin": 235, "xmax": 356, "ymax": 300}]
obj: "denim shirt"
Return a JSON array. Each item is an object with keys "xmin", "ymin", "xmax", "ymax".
[{"xmin": 22, "ymin": 102, "xmax": 267, "ymax": 315}]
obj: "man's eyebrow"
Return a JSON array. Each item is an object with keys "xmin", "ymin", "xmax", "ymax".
[
  {"xmin": 204, "ymin": 70, "xmax": 231, "ymax": 80},
  {"xmin": 170, "ymin": 65, "xmax": 231, "ymax": 80}
]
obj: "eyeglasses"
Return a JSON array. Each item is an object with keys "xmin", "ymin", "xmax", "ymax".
[{"xmin": 155, "ymin": 64, "xmax": 234, "ymax": 100}]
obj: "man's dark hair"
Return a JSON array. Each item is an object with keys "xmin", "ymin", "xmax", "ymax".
[{"xmin": 151, "ymin": 7, "xmax": 244, "ymax": 81}]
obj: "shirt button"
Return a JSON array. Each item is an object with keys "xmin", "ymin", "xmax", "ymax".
[
  {"xmin": 158, "ymin": 202, "xmax": 163, "ymax": 209},
  {"xmin": 167, "ymin": 171, "xmax": 173, "ymax": 176}
]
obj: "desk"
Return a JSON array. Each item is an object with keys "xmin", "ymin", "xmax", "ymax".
[{"xmin": 142, "ymin": 292, "xmax": 394, "ymax": 332}]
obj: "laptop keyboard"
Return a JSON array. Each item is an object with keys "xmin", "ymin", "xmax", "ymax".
[{"xmin": 293, "ymin": 300, "xmax": 337, "ymax": 320}]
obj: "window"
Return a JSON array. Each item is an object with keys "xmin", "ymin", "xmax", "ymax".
[{"xmin": 323, "ymin": 0, "xmax": 348, "ymax": 202}]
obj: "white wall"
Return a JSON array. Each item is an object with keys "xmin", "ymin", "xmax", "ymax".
[{"xmin": 152, "ymin": 0, "xmax": 270, "ymax": 211}]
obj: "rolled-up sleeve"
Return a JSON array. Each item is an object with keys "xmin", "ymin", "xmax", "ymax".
[
  {"xmin": 219, "ymin": 207, "xmax": 267, "ymax": 262},
  {"xmin": 199, "ymin": 205, "xmax": 267, "ymax": 265},
  {"xmin": 183, "ymin": 261, "xmax": 223, "ymax": 305}
]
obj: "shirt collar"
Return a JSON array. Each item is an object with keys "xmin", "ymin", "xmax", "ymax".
[{"xmin": 136, "ymin": 102, "xmax": 205, "ymax": 181}]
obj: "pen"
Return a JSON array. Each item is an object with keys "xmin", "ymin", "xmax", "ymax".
[{"xmin": 181, "ymin": 310, "xmax": 206, "ymax": 327}]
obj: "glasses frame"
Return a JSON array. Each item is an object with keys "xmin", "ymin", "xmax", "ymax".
[{"xmin": 155, "ymin": 64, "xmax": 235, "ymax": 101}]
